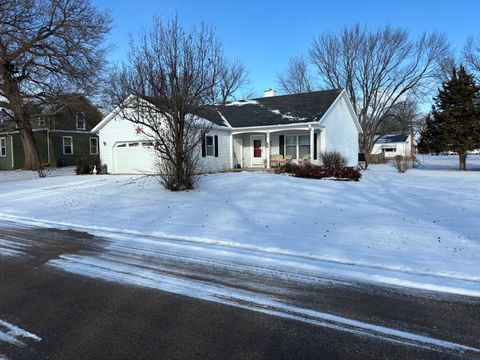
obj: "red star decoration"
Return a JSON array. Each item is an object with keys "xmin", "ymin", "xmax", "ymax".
[{"xmin": 135, "ymin": 126, "xmax": 143, "ymax": 135}]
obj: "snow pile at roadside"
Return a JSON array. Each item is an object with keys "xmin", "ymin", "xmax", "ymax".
[{"xmin": 0, "ymin": 155, "xmax": 479, "ymax": 294}]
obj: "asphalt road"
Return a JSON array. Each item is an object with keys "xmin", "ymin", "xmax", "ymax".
[{"xmin": 0, "ymin": 221, "xmax": 479, "ymax": 359}]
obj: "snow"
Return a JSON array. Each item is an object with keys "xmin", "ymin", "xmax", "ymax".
[
  {"xmin": 0, "ymin": 319, "xmax": 41, "ymax": 347},
  {"xmin": 224, "ymin": 100, "xmax": 259, "ymax": 106},
  {"xmin": 270, "ymin": 109, "xmax": 308, "ymax": 121},
  {"xmin": 48, "ymin": 253, "xmax": 479, "ymax": 353},
  {"xmin": 0, "ymin": 156, "xmax": 479, "ymax": 297},
  {"xmin": 216, "ymin": 109, "xmax": 231, "ymax": 127}
]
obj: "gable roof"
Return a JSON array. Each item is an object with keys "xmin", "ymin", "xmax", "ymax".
[
  {"xmin": 376, "ymin": 134, "xmax": 409, "ymax": 144},
  {"xmin": 94, "ymin": 89, "xmax": 363, "ymax": 133},
  {"xmin": 195, "ymin": 89, "xmax": 343, "ymax": 128}
]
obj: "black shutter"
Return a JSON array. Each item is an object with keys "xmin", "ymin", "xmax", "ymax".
[
  {"xmin": 314, "ymin": 133, "xmax": 318, "ymax": 160},
  {"xmin": 214, "ymin": 135, "xmax": 218, "ymax": 157},
  {"xmin": 279, "ymin": 135, "xmax": 285, "ymax": 156},
  {"xmin": 201, "ymin": 135, "xmax": 206, "ymax": 157}
]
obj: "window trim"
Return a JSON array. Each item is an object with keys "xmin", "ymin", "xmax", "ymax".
[
  {"xmin": 205, "ymin": 135, "xmax": 214, "ymax": 157},
  {"xmin": 76, "ymin": 112, "xmax": 86, "ymax": 130},
  {"xmin": 283, "ymin": 134, "xmax": 311, "ymax": 161},
  {"xmin": 89, "ymin": 137, "xmax": 99, "ymax": 155},
  {"xmin": 63, "ymin": 136, "xmax": 73, "ymax": 155},
  {"xmin": 0, "ymin": 137, "xmax": 6, "ymax": 157},
  {"xmin": 38, "ymin": 116, "xmax": 46, "ymax": 127}
]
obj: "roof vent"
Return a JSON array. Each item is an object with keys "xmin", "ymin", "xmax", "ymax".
[{"xmin": 263, "ymin": 89, "xmax": 277, "ymax": 97}]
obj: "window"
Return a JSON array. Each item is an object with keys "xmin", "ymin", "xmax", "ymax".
[
  {"xmin": 298, "ymin": 135, "xmax": 310, "ymax": 158},
  {"xmin": 285, "ymin": 135, "xmax": 297, "ymax": 159},
  {"xmin": 382, "ymin": 147, "xmax": 396, "ymax": 152},
  {"xmin": 76, "ymin": 112, "xmax": 86, "ymax": 130},
  {"xmin": 38, "ymin": 116, "xmax": 46, "ymax": 127},
  {"xmin": 63, "ymin": 136, "xmax": 73, "ymax": 155},
  {"xmin": 283, "ymin": 134, "xmax": 311, "ymax": 160},
  {"xmin": 206, "ymin": 135, "xmax": 214, "ymax": 156},
  {"xmin": 0, "ymin": 137, "xmax": 6, "ymax": 157},
  {"xmin": 89, "ymin": 137, "xmax": 98, "ymax": 155}
]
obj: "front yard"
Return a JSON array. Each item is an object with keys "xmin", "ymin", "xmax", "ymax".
[{"xmin": 1, "ymin": 155, "xmax": 479, "ymax": 295}]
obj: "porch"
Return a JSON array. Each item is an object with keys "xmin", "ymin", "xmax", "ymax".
[{"xmin": 230, "ymin": 125, "xmax": 323, "ymax": 170}]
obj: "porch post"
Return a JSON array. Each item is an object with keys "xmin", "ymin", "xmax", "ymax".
[
  {"xmin": 266, "ymin": 131, "xmax": 271, "ymax": 169},
  {"xmin": 229, "ymin": 133, "xmax": 233, "ymax": 169},
  {"xmin": 310, "ymin": 126, "xmax": 315, "ymax": 163}
]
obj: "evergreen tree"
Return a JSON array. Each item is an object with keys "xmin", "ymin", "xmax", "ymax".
[{"xmin": 418, "ymin": 65, "xmax": 480, "ymax": 170}]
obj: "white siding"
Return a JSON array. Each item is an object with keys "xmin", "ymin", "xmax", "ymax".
[
  {"xmin": 320, "ymin": 94, "xmax": 360, "ymax": 166},
  {"xmin": 97, "ymin": 111, "xmax": 231, "ymax": 174},
  {"xmin": 200, "ymin": 129, "xmax": 231, "ymax": 172},
  {"xmin": 97, "ymin": 112, "xmax": 154, "ymax": 173},
  {"xmin": 371, "ymin": 136, "xmax": 412, "ymax": 158}
]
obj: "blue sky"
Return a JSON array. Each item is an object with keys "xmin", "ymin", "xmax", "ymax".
[{"xmin": 93, "ymin": 0, "xmax": 479, "ymax": 96}]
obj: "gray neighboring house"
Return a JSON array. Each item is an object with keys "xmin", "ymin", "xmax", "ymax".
[{"xmin": 0, "ymin": 95, "xmax": 102, "ymax": 170}]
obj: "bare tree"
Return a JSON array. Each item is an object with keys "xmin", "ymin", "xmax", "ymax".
[
  {"xmin": 464, "ymin": 36, "xmax": 480, "ymax": 77},
  {"xmin": 0, "ymin": 0, "xmax": 111, "ymax": 170},
  {"xmin": 107, "ymin": 16, "xmax": 227, "ymax": 191},
  {"xmin": 276, "ymin": 55, "xmax": 314, "ymax": 94},
  {"xmin": 309, "ymin": 24, "xmax": 450, "ymax": 159},
  {"xmin": 210, "ymin": 58, "xmax": 250, "ymax": 104},
  {"xmin": 377, "ymin": 98, "xmax": 424, "ymax": 136}
]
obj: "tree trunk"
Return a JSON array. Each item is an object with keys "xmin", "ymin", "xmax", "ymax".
[
  {"xmin": 458, "ymin": 152, "xmax": 467, "ymax": 171},
  {"xmin": 19, "ymin": 126, "xmax": 42, "ymax": 170}
]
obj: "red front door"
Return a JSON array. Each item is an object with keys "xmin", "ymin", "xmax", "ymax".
[{"xmin": 253, "ymin": 139, "xmax": 262, "ymax": 158}]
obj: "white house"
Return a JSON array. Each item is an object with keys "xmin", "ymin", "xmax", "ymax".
[
  {"xmin": 371, "ymin": 133, "xmax": 413, "ymax": 159},
  {"xmin": 92, "ymin": 89, "xmax": 362, "ymax": 174}
]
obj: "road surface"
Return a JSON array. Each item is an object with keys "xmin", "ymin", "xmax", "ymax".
[{"xmin": 0, "ymin": 220, "xmax": 479, "ymax": 359}]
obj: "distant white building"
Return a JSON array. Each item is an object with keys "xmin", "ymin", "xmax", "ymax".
[{"xmin": 371, "ymin": 133, "xmax": 413, "ymax": 158}]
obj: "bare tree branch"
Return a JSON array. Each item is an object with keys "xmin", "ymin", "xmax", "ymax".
[
  {"xmin": 0, "ymin": 0, "xmax": 111, "ymax": 170},
  {"xmin": 309, "ymin": 24, "xmax": 450, "ymax": 158},
  {"xmin": 463, "ymin": 36, "xmax": 480, "ymax": 78},
  {"xmin": 276, "ymin": 55, "xmax": 314, "ymax": 94},
  {"xmin": 107, "ymin": 16, "xmax": 233, "ymax": 191}
]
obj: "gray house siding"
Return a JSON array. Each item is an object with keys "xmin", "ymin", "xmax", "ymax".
[
  {"xmin": 0, "ymin": 131, "xmax": 49, "ymax": 170},
  {"xmin": 0, "ymin": 96, "xmax": 101, "ymax": 170},
  {"xmin": 52, "ymin": 132, "xmax": 99, "ymax": 167}
]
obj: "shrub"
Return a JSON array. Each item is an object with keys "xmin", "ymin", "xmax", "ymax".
[
  {"xmin": 320, "ymin": 151, "xmax": 347, "ymax": 170},
  {"xmin": 393, "ymin": 155, "xmax": 408, "ymax": 173},
  {"xmin": 274, "ymin": 162, "xmax": 298, "ymax": 174},
  {"xmin": 275, "ymin": 160, "xmax": 361, "ymax": 181},
  {"xmin": 76, "ymin": 156, "xmax": 101, "ymax": 175},
  {"xmin": 334, "ymin": 167, "xmax": 362, "ymax": 181}
]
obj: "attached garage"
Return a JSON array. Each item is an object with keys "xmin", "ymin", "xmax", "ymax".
[{"xmin": 113, "ymin": 141, "xmax": 157, "ymax": 174}]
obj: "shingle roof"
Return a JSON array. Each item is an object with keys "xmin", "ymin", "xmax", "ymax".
[
  {"xmin": 195, "ymin": 89, "xmax": 343, "ymax": 128},
  {"xmin": 376, "ymin": 134, "xmax": 409, "ymax": 144}
]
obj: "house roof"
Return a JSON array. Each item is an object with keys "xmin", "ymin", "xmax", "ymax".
[
  {"xmin": 376, "ymin": 134, "xmax": 409, "ymax": 144},
  {"xmin": 195, "ymin": 89, "xmax": 343, "ymax": 128},
  {"xmin": 94, "ymin": 89, "xmax": 363, "ymax": 133}
]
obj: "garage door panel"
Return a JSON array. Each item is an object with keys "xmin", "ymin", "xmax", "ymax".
[{"xmin": 113, "ymin": 142, "xmax": 157, "ymax": 174}]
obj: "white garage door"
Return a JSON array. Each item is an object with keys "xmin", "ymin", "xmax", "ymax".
[{"xmin": 113, "ymin": 141, "xmax": 157, "ymax": 174}]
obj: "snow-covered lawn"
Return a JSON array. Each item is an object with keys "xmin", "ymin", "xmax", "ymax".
[{"xmin": 0, "ymin": 155, "xmax": 479, "ymax": 295}]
